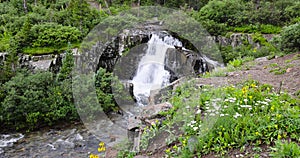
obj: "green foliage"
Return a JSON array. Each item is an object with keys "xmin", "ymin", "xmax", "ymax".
[
  {"xmin": 56, "ymin": 44, "xmax": 74, "ymax": 81},
  {"xmin": 0, "ymin": 71, "xmax": 78, "ymax": 131},
  {"xmin": 270, "ymin": 141, "xmax": 300, "ymax": 158},
  {"xmin": 193, "ymin": 0, "xmax": 246, "ymax": 35},
  {"xmin": 0, "ymin": 29, "xmax": 11, "ymax": 52},
  {"xmin": 229, "ymin": 58, "xmax": 243, "ymax": 68},
  {"xmin": 58, "ymin": 0, "xmax": 102, "ymax": 35},
  {"xmin": 234, "ymin": 24, "xmax": 281, "ymax": 34},
  {"xmin": 30, "ymin": 23, "xmax": 81, "ymax": 48},
  {"xmin": 72, "ymin": 67, "xmax": 119, "ymax": 121},
  {"xmin": 22, "ymin": 43, "xmax": 80, "ymax": 55},
  {"xmin": 95, "ymin": 68, "xmax": 118, "ymax": 113},
  {"xmin": 192, "ymin": 0, "xmax": 299, "ymax": 35},
  {"xmin": 158, "ymin": 80, "xmax": 300, "ymax": 157},
  {"xmin": 280, "ymin": 23, "xmax": 300, "ymax": 53},
  {"xmin": 198, "ymin": 0, "xmax": 246, "ymax": 26}
]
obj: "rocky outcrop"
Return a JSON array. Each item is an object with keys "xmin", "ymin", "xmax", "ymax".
[
  {"xmin": 0, "ymin": 52, "xmax": 63, "ymax": 72},
  {"xmin": 214, "ymin": 33, "xmax": 275, "ymax": 48},
  {"xmin": 127, "ymin": 102, "xmax": 173, "ymax": 152}
]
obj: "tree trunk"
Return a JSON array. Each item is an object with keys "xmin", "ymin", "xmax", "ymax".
[{"xmin": 23, "ymin": 0, "xmax": 28, "ymax": 13}]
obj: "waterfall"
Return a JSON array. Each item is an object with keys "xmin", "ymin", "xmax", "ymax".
[{"xmin": 131, "ymin": 34, "xmax": 182, "ymax": 106}]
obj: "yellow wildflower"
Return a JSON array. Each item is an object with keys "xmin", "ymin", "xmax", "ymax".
[
  {"xmin": 249, "ymin": 96, "xmax": 253, "ymax": 100},
  {"xmin": 98, "ymin": 142, "xmax": 106, "ymax": 152},
  {"xmin": 271, "ymin": 106, "xmax": 275, "ymax": 111},
  {"xmin": 89, "ymin": 154, "xmax": 99, "ymax": 158},
  {"xmin": 165, "ymin": 148, "xmax": 171, "ymax": 154},
  {"xmin": 173, "ymin": 145, "xmax": 178, "ymax": 150},
  {"xmin": 278, "ymin": 134, "xmax": 282, "ymax": 139}
]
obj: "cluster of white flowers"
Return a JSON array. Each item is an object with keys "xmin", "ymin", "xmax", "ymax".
[
  {"xmin": 220, "ymin": 113, "xmax": 230, "ymax": 117},
  {"xmin": 224, "ymin": 97, "xmax": 237, "ymax": 103},
  {"xmin": 256, "ymin": 100, "xmax": 269, "ymax": 105},
  {"xmin": 204, "ymin": 102, "xmax": 221, "ymax": 117},
  {"xmin": 240, "ymin": 104, "xmax": 252, "ymax": 110},
  {"xmin": 233, "ymin": 112, "xmax": 242, "ymax": 119},
  {"xmin": 264, "ymin": 98, "xmax": 272, "ymax": 102},
  {"xmin": 187, "ymin": 120, "xmax": 201, "ymax": 131}
]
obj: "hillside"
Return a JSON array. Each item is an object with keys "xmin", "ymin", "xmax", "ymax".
[{"xmin": 0, "ymin": 0, "xmax": 300, "ymax": 157}]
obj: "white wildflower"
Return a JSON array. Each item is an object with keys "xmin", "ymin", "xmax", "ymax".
[
  {"xmin": 193, "ymin": 127, "xmax": 198, "ymax": 131},
  {"xmin": 233, "ymin": 112, "xmax": 242, "ymax": 119},
  {"xmin": 240, "ymin": 105, "xmax": 252, "ymax": 108},
  {"xmin": 265, "ymin": 98, "xmax": 271, "ymax": 102},
  {"xmin": 191, "ymin": 120, "xmax": 196, "ymax": 124}
]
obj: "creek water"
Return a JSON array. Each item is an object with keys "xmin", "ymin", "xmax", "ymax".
[{"xmin": 131, "ymin": 34, "xmax": 182, "ymax": 106}]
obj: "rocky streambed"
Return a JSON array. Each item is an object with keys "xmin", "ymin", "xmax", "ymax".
[{"xmin": 0, "ymin": 125, "xmax": 106, "ymax": 158}]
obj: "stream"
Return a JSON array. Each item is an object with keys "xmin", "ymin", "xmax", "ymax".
[{"xmin": 0, "ymin": 125, "xmax": 104, "ymax": 158}]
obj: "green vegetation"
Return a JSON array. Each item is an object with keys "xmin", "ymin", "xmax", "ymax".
[
  {"xmin": 0, "ymin": 1, "xmax": 300, "ymax": 157},
  {"xmin": 280, "ymin": 23, "xmax": 300, "ymax": 53},
  {"xmin": 270, "ymin": 141, "xmax": 300, "ymax": 157},
  {"xmin": 126, "ymin": 80, "xmax": 299, "ymax": 157},
  {"xmin": 0, "ymin": 70, "xmax": 78, "ymax": 131}
]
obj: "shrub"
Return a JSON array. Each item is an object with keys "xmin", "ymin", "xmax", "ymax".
[
  {"xmin": 192, "ymin": 0, "xmax": 247, "ymax": 36},
  {"xmin": 280, "ymin": 23, "xmax": 300, "ymax": 53},
  {"xmin": 30, "ymin": 23, "xmax": 81, "ymax": 48},
  {"xmin": 0, "ymin": 71, "xmax": 78, "ymax": 131}
]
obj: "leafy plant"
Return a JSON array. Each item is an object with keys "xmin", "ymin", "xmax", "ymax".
[{"xmin": 270, "ymin": 141, "xmax": 300, "ymax": 158}]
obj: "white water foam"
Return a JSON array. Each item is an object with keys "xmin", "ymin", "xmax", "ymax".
[
  {"xmin": 0, "ymin": 133, "xmax": 24, "ymax": 154},
  {"xmin": 131, "ymin": 34, "xmax": 182, "ymax": 106}
]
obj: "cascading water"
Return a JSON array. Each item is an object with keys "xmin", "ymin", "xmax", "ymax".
[{"xmin": 131, "ymin": 34, "xmax": 182, "ymax": 106}]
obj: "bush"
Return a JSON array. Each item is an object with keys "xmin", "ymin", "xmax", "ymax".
[
  {"xmin": 30, "ymin": 23, "xmax": 81, "ymax": 48},
  {"xmin": 233, "ymin": 24, "xmax": 281, "ymax": 34},
  {"xmin": 280, "ymin": 23, "xmax": 300, "ymax": 53},
  {"xmin": 0, "ymin": 71, "xmax": 78, "ymax": 131},
  {"xmin": 95, "ymin": 68, "xmax": 119, "ymax": 113}
]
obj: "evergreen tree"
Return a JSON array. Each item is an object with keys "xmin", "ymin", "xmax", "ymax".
[{"xmin": 57, "ymin": 43, "xmax": 74, "ymax": 81}]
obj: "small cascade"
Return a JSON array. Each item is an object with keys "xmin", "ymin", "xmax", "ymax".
[
  {"xmin": 131, "ymin": 34, "xmax": 182, "ymax": 106},
  {"xmin": 0, "ymin": 133, "xmax": 24, "ymax": 154}
]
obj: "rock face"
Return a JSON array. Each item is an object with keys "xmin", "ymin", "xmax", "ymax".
[
  {"xmin": 214, "ymin": 33, "xmax": 275, "ymax": 48},
  {"xmin": 0, "ymin": 52, "xmax": 63, "ymax": 72}
]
